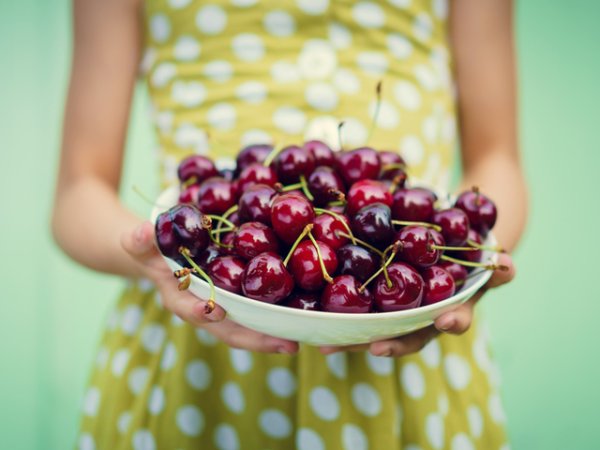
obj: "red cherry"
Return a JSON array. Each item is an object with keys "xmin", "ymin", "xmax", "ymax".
[
  {"xmin": 373, "ymin": 262, "xmax": 424, "ymax": 312},
  {"xmin": 177, "ymin": 155, "xmax": 219, "ymax": 184},
  {"xmin": 448, "ymin": 229, "xmax": 483, "ymax": 263},
  {"xmin": 238, "ymin": 163, "xmax": 278, "ymax": 192},
  {"xmin": 391, "ymin": 188, "xmax": 437, "ymax": 222},
  {"xmin": 241, "ymin": 252, "xmax": 295, "ymax": 303},
  {"xmin": 307, "ymin": 166, "xmax": 346, "ymax": 207},
  {"xmin": 396, "ymin": 225, "xmax": 441, "ymax": 269},
  {"xmin": 336, "ymin": 147, "xmax": 381, "ymax": 186},
  {"xmin": 289, "ymin": 240, "xmax": 338, "ymax": 291},
  {"xmin": 455, "ymin": 188, "xmax": 497, "ymax": 236},
  {"xmin": 194, "ymin": 244, "xmax": 222, "ymax": 270},
  {"xmin": 274, "ymin": 145, "xmax": 316, "ymax": 184},
  {"xmin": 432, "ymin": 208, "xmax": 470, "ymax": 246},
  {"xmin": 155, "ymin": 204, "xmax": 209, "ymax": 265},
  {"xmin": 271, "ymin": 193, "xmax": 315, "ymax": 245},
  {"xmin": 346, "ymin": 179, "xmax": 393, "ymax": 216},
  {"xmin": 438, "ymin": 260, "xmax": 468, "ymax": 286},
  {"xmin": 196, "ymin": 177, "xmax": 236, "ymax": 215},
  {"xmin": 220, "ymin": 231, "xmax": 237, "ymax": 256},
  {"xmin": 311, "ymin": 213, "xmax": 350, "ymax": 251},
  {"xmin": 208, "ymin": 256, "xmax": 246, "ymax": 294},
  {"xmin": 336, "ymin": 244, "xmax": 379, "ymax": 282},
  {"xmin": 421, "ymin": 266, "xmax": 456, "ymax": 305},
  {"xmin": 178, "ymin": 183, "xmax": 200, "ymax": 204},
  {"xmin": 351, "ymin": 203, "xmax": 394, "ymax": 249},
  {"xmin": 236, "ymin": 144, "xmax": 273, "ymax": 173},
  {"xmin": 303, "ymin": 140, "xmax": 335, "ymax": 167},
  {"xmin": 233, "ymin": 222, "xmax": 280, "ymax": 260},
  {"xmin": 284, "ymin": 291, "xmax": 321, "ymax": 310},
  {"xmin": 379, "ymin": 151, "xmax": 407, "ymax": 183},
  {"xmin": 321, "ymin": 275, "xmax": 372, "ymax": 313},
  {"xmin": 238, "ymin": 184, "xmax": 277, "ymax": 225}
]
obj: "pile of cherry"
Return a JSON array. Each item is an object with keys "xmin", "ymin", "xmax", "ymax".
[{"xmin": 155, "ymin": 141, "xmax": 502, "ymax": 314}]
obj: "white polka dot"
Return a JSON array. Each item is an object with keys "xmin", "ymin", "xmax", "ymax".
[
  {"xmin": 231, "ymin": 0, "xmax": 257, "ymax": 6},
  {"xmin": 267, "ymin": 367, "xmax": 297, "ymax": 398},
  {"xmin": 414, "ymin": 64, "xmax": 438, "ymax": 91},
  {"xmin": 488, "ymin": 393, "xmax": 506, "ymax": 423},
  {"xmin": 444, "ymin": 354, "xmax": 472, "ymax": 390},
  {"xmin": 467, "ymin": 405, "xmax": 483, "ymax": 438},
  {"xmin": 433, "ymin": 0, "xmax": 449, "ymax": 19},
  {"xmin": 96, "ymin": 347, "xmax": 109, "ymax": 369},
  {"xmin": 196, "ymin": 328, "xmax": 218, "ymax": 345},
  {"xmin": 305, "ymin": 82, "xmax": 339, "ymax": 111},
  {"xmin": 151, "ymin": 63, "xmax": 176, "ymax": 88},
  {"xmin": 214, "ymin": 423, "xmax": 239, "ymax": 450},
  {"xmin": 174, "ymin": 35, "xmax": 201, "ymax": 61},
  {"xmin": 236, "ymin": 81, "xmax": 267, "ymax": 103},
  {"xmin": 196, "ymin": 5, "xmax": 227, "ymax": 35},
  {"xmin": 420, "ymin": 338, "xmax": 441, "ymax": 367},
  {"xmin": 203, "ymin": 60, "xmax": 233, "ymax": 83},
  {"xmin": 148, "ymin": 386, "xmax": 165, "ymax": 415},
  {"xmin": 298, "ymin": 39, "xmax": 337, "ymax": 80},
  {"xmin": 357, "ymin": 52, "xmax": 389, "ymax": 76},
  {"xmin": 160, "ymin": 342, "xmax": 177, "ymax": 371},
  {"xmin": 333, "ymin": 68, "xmax": 360, "ymax": 94},
  {"xmin": 117, "ymin": 411, "xmax": 132, "ymax": 434},
  {"xmin": 413, "ymin": 13, "xmax": 433, "ymax": 42},
  {"xmin": 141, "ymin": 324, "xmax": 166, "ymax": 354},
  {"xmin": 438, "ymin": 394, "xmax": 449, "ymax": 416},
  {"xmin": 229, "ymin": 348, "xmax": 253, "ymax": 373},
  {"xmin": 369, "ymin": 99, "xmax": 399, "ymax": 129},
  {"xmin": 232, "ymin": 33, "xmax": 265, "ymax": 62},
  {"xmin": 297, "ymin": 427, "xmax": 325, "ymax": 450},
  {"xmin": 174, "ymin": 123, "xmax": 209, "ymax": 154},
  {"xmin": 329, "ymin": 22, "xmax": 352, "ymax": 49},
  {"xmin": 387, "ymin": 33, "xmax": 413, "ymax": 59},
  {"xmin": 259, "ymin": 409, "xmax": 292, "ymax": 438},
  {"xmin": 425, "ymin": 412, "xmax": 445, "ymax": 449},
  {"xmin": 162, "ymin": 154, "xmax": 178, "ymax": 184},
  {"xmin": 221, "ymin": 382, "xmax": 245, "ymax": 413},
  {"xmin": 310, "ymin": 386, "xmax": 340, "ymax": 421},
  {"xmin": 394, "ymin": 404, "xmax": 403, "ymax": 437},
  {"xmin": 365, "ymin": 352, "xmax": 393, "ymax": 375},
  {"xmin": 441, "ymin": 114, "xmax": 456, "ymax": 143},
  {"xmin": 422, "ymin": 115, "xmax": 438, "ymax": 144},
  {"xmin": 273, "ymin": 106, "xmax": 307, "ymax": 134},
  {"xmin": 326, "ymin": 353, "xmax": 347, "ymax": 379},
  {"xmin": 170, "ymin": 313, "xmax": 185, "ymax": 327},
  {"xmin": 400, "ymin": 362, "xmax": 426, "ymax": 399},
  {"xmin": 120, "ymin": 305, "xmax": 143, "ymax": 335},
  {"xmin": 405, "ymin": 446, "xmax": 423, "ymax": 450},
  {"xmin": 340, "ymin": 117, "xmax": 368, "ymax": 146},
  {"xmin": 400, "ymin": 135, "xmax": 424, "ymax": 165},
  {"xmin": 263, "ymin": 10, "xmax": 296, "ymax": 37},
  {"xmin": 82, "ymin": 387, "xmax": 101, "ymax": 416},
  {"xmin": 111, "ymin": 349, "xmax": 130, "ymax": 377},
  {"xmin": 171, "ymin": 81, "xmax": 207, "ymax": 107},
  {"xmin": 176, "ymin": 405, "xmax": 204, "ymax": 437},
  {"xmin": 78, "ymin": 433, "xmax": 95, "ymax": 450},
  {"xmin": 394, "ymin": 80, "xmax": 422, "ymax": 110},
  {"xmin": 499, "ymin": 444, "xmax": 511, "ymax": 450},
  {"xmin": 207, "ymin": 102, "xmax": 237, "ymax": 130},
  {"xmin": 271, "ymin": 60, "xmax": 302, "ymax": 83},
  {"xmin": 154, "ymin": 110, "xmax": 173, "ymax": 135},
  {"xmin": 296, "ymin": 0, "xmax": 329, "ymax": 15},
  {"xmin": 304, "ymin": 116, "xmax": 340, "ymax": 148},
  {"xmin": 132, "ymin": 430, "xmax": 156, "ymax": 450},
  {"xmin": 128, "ymin": 367, "xmax": 149, "ymax": 395},
  {"xmin": 388, "ymin": 0, "xmax": 411, "ymax": 8},
  {"xmin": 472, "ymin": 335, "xmax": 492, "ymax": 374},
  {"xmin": 168, "ymin": 0, "xmax": 191, "ymax": 8},
  {"xmin": 351, "ymin": 383, "xmax": 382, "ymax": 417},
  {"xmin": 451, "ymin": 433, "xmax": 475, "ymax": 450},
  {"xmin": 106, "ymin": 308, "xmax": 120, "ymax": 331},
  {"xmin": 341, "ymin": 424, "xmax": 368, "ymax": 450},
  {"xmin": 241, "ymin": 129, "xmax": 273, "ymax": 146},
  {"xmin": 186, "ymin": 359, "xmax": 212, "ymax": 390},
  {"xmin": 353, "ymin": 2, "xmax": 385, "ymax": 28},
  {"xmin": 150, "ymin": 14, "xmax": 170, "ymax": 43}
]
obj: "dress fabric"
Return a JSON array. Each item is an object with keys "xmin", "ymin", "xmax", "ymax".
[{"xmin": 78, "ymin": 1, "xmax": 509, "ymax": 449}]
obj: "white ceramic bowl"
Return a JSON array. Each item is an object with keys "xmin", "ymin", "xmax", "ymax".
[{"xmin": 151, "ymin": 186, "xmax": 497, "ymax": 346}]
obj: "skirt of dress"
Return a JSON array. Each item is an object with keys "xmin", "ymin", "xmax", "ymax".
[{"xmin": 78, "ymin": 280, "xmax": 509, "ymax": 450}]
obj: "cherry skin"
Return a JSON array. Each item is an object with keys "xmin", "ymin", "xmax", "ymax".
[
  {"xmin": 194, "ymin": 244, "xmax": 222, "ymax": 270},
  {"xmin": 346, "ymin": 179, "xmax": 393, "ymax": 216},
  {"xmin": 233, "ymin": 222, "xmax": 280, "ymax": 260},
  {"xmin": 307, "ymin": 166, "xmax": 346, "ymax": 207},
  {"xmin": 379, "ymin": 151, "xmax": 406, "ymax": 181},
  {"xmin": 220, "ymin": 231, "xmax": 237, "ymax": 256},
  {"xmin": 438, "ymin": 260, "xmax": 468, "ymax": 286},
  {"xmin": 396, "ymin": 225, "xmax": 441, "ymax": 269},
  {"xmin": 241, "ymin": 252, "xmax": 295, "ymax": 303},
  {"xmin": 238, "ymin": 184, "xmax": 276, "ymax": 225},
  {"xmin": 455, "ymin": 188, "xmax": 497, "ymax": 236},
  {"xmin": 155, "ymin": 204, "xmax": 209, "ymax": 265},
  {"xmin": 177, "ymin": 155, "xmax": 218, "ymax": 184},
  {"xmin": 208, "ymin": 256, "xmax": 246, "ymax": 294},
  {"xmin": 178, "ymin": 183, "xmax": 200, "ymax": 204},
  {"xmin": 196, "ymin": 177, "xmax": 236, "ymax": 215},
  {"xmin": 391, "ymin": 188, "xmax": 437, "ymax": 222},
  {"xmin": 432, "ymin": 208, "xmax": 471, "ymax": 246},
  {"xmin": 284, "ymin": 291, "xmax": 321, "ymax": 310},
  {"xmin": 289, "ymin": 240, "xmax": 338, "ymax": 291},
  {"xmin": 270, "ymin": 193, "xmax": 315, "ymax": 245},
  {"xmin": 238, "ymin": 163, "xmax": 278, "ymax": 192},
  {"xmin": 449, "ymin": 229, "xmax": 483, "ymax": 263},
  {"xmin": 336, "ymin": 244, "xmax": 379, "ymax": 282},
  {"xmin": 321, "ymin": 275, "xmax": 372, "ymax": 313},
  {"xmin": 336, "ymin": 147, "xmax": 381, "ymax": 186},
  {"xmin": 351, "ymin": 203, "xmax": 394, "ymax": 249},
  {"xmin": 274, "ymin": 145, "xmax": 316, "ymax": 184},
  {"xmin": 311, "ymin": 213, "xmax": 350, "ymax": 251},
  {"xmin": 235, "ymin": 143, "xmax": 273, "ymax": 174},
  {"xmin": 374, "ymin": 262, "xmax": 424, "ymax": 312},
  {"xmin": 421, "ymin": 266, "xmax": 456, "ymax": 306},
  {"xmin": 303, "ymin": 140, "xmax": 335, "ymax": 167}
]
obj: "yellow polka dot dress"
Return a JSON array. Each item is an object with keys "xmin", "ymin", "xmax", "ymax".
[{"xmin": 78, "ymin": 1, "xmax": 510, "ymax": 449}]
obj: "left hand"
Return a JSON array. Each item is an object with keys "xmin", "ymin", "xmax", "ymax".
[{"xmin": 319, "ymin": 253, "xmax": 516, "ymax": 357}]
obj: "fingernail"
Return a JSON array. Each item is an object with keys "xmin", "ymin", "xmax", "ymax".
[
  {"xmin": 437, "ymin": 316, "xmax": 455, "ymax": 332},
  {"xmin": 376, "ymin": 348, "xmax": 393, "ymax": 357}
]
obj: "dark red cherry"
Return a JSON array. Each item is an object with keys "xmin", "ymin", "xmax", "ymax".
[
  {"xmin": 289, "ymin": 240, "xmax": 338, "ymax": 291},
  {"xmin": 196, "ymin": 177, "xmax": 236, "ymax": 215},
  {"xmin": 449, "ymin": 229, "xmax": 483, "ymax": 263},
  {"xmin": 177, "ymin": 155, "xmax": 219, "ymax": 184},
  {"xmin": 208, "ymin": 256, "xmax": 246, "ymax": 294},
  {"xmin": 432, "ymin": 208, "xmax": 470, "ymax": 246},
  {"xmin": 284, "ymin": 291, "xmax": 320, "ymax": 310},
  {"xmin": 396, "ymin": 225, "xmax": 441, "ymax": 268},
  {"xmin": 336, "ymin": 244, "xmax": 379, "ymax": 282},
  {"xmin": 346, "ymin": 179, "xmax": 393, "ymax": 216},
  {"xmin": 238, "ymin": 163, "xmax": 278, "ymax": 192},
  {"xmin": 233, "ymin": 222, "xmax": 280, "ymax": 260},
  {"xmin": 274, "ymin": 145, "xmax": 316, "ymax": 184},
  {"xmin": 155, "ymin": 204, "xmax": 209, "ymax": 265},
  {"xmin": 336, "ymin": 147, "xmax": 381, "ymax": 186},
  {"xmin": 438, "ymin": 260, "xmax": 468, "ymax": 286},
  {"xmin": 236, "ymin": 144, "xmax": 273, "ymax": 174},
  {"xmin": 241, "ymin": 252, "xmax": 294, "ymax": 303},
  {"xmin": 421, "ymin": 266, "xmax": 456, "ymax": 306},
  {"xmin": 321, "ymin": 275, "xmax": 372, "ymax": 313},
  {"xmin": 373, "ymin": 262, "xmax": 424, "ymax": 312},
  {"xmin": 270, "ymin": 193, "xmax": 315, "ymax": 245},
  {"xmin": 303, "ymin": 140, "xmax": 335, "ymax": 167},
  {"xmin": 228, "ymin": 210, "xmax": 241, "ymax": 227},
  {"xmin": 219, "ymin": 168, "xmax": 235, "ymax": 182},
  {"xmin": 379, "ymin": 151, "xmax": 407, "ymax": 183},
  {"xmin": 455, "ymin": 188, "xmax": 497, "ymax": 237},
  {"xmin": 178, "ymin": 183, "xmax": 200, "ymax": 204},
  {"xmin": 307, "ymin": 166, "xmax": 346, "ymax": 207},
  {"xmin": 312, "ymin": 213, "xmax": 350, "ymax": 251},
  {"xmin": 194, "ymin": 244, "xmax": 222, "ymax": 270},
  {"xmin": 238, "ymin": 184, "xmax": 276, "ymax": 225},
  {"xmin": 391, "ymin": 188, "xmax": 437, "ymax": 222},
  {"xmin": 351, "ymin": 203, "xmax": 394, "ymax": 249},
  {"xmin": 220, "ymin": 231, "xmax": 237, "ymax": 256}
]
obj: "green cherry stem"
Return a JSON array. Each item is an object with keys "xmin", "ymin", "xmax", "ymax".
[
  {"xmin": 206, "ymin": 214, "xmax": 236, "ymax": 229},
  {"xmin": 215, "ymin": 205, "xmax": 239, "ymax": 243},
  {"xmin": 440, "ymin": 254, "xmax": 509, "ymax": 271},
  {"xmin": 299, "ymin": 174, "xmax": 315, "ymax": 201},
  {"xmin": 359, "ymin": 243, "xmax": 399, "ymax": 293},
  {"xmin": 391, "ymin": 220, "xmax": 442, "ymax": 232},
  {"xmin": 132, "ymin": 185, "xmax": 171, "ymax": 209},
  {"xmin": 466, "ymin": 239, "xmax": 505, "ymax": 253},
  {"xmin": 283, "ymin": 223, "xmax": 314, "ymax": 267},
  {"xmin": 179, "ymin": 247, "xmax": 216, "ymax": 313},
  {"xmin": 366, "ymin": 80, "xmax": 383, "ymax": 144},
  {"xmin": 211, "ymin": 226, "xmax": 235, "ymax": 235},
  {"xmin": 314, "ymin": 207, "xmax": 357, "ymax": 245},
  {"xmin": 263, "ymin": 144, "xmax": 283, "ymax": 167},
  {"xmin": 307, "ymin": 231, "xmax": 334, "ymax": 283},
  {"xmin": 337, "ymin": 121, "xmax": 345, "ymax": 151},
  {"xmin": 429, "ymin": 244, "xmax": 479, "ymax": 252},
  {"xmin": 335, "ymin": 231, "xmax": 385, "ymax": 258}
]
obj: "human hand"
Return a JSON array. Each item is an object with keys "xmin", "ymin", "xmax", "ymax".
[
  {"xmin": 319, "ymin": 253, "xmax": 516, "ymax": 357},
  {"xmin": 122, "ymin": 221, "xmax": 298, "ymax": 354}
]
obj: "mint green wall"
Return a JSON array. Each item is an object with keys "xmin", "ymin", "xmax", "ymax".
[{"xmin": 1, "ymin": 1, "xmax": 598, "ymax": 449}]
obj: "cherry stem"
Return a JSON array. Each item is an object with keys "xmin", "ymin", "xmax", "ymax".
[
  {"xmin": 388, "ymin": 173, "xmax": 407, "ymax": 194},
  {"xmin": 299, "ymin": 174, "xmax": 315, "ymax": 201},
  {"xmin": 277, "ymin": 182, "xmax": 302, "ymax": 192},
  {"xmin": 182, "ymin": 176, "xmax": 198, "ymax": 189},
  {"xmin": 472, "ymin": 185, "xmax": 482, "ymax": 207},
  {"xmin": 337, "ymin": 121, "xmax": 345, "ymax": 151},
  {"xmin": 307, "ymin": 231, "xmax": 334, "ymax": 283},
  {"xmin": 179, "ymin": 247, "xmax": 216, "ymax": 313},
  {"xmin": 336, "ymin": 231, "xmax": 385, "ymax": 258},
  {"xmin": 391, "ymin": 220, "xmax": 442, "ymax": 232},
  {"xmin": 466, "ymin": 239, "xmax": 505, "ymax": 253},
  {"xmin": 211, "ymin": 226, "xmax": 235, "ymax": 235},
  {"xmin": 359, "ymin": 243, "xmax": 399, "ymax": 293},
  {"xmin": 206, "ymin": 214, "xmax": 236, "ymax": 229},
  {"xmin": 216, "ymin": 205, "xmax": 238, "ymax": 243},
  {"xmin": 440, "ymin": 254, "xmax": 509, "ymax": 271},
  {"xmin": 178, "ymin": 274, "xmax": 192, "ymax": 291},
  {"xmin": 366, "ymin": 80, "xmax": 383, "ymax": 145},
  {"xmin": 382, "ymin": 163, "xmax": 406, "ymax": 172},
  {"xmin": 263, "ymin": 144, "xmax": 283, "ymax": 167},
  {"xmin": 314, "ymin": 208, "xmax": 357, "ymax": 245},
  {"xmin": 283, "ymin": 223, "xmax": 314, "ymax": 266},
  {"xmin": 132, "ymin": 185, "xmax": 171, "ymax": 209},
  {"xmin": 202, "ymin": 217, "xmax": 234, "ymax": 248},
  {"xmin": 430, "ymin": 244, "xmax": 479, "ymax": 252}
]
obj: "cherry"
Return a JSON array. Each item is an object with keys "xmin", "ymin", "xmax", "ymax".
[
  {"xmin": 271, "ymin": 193, "xmax": 315, "ymax": 245},
  {"xmin": 238, "ymin": 162, "xmax": 278, "ymax": 192},
  {"xmin": 233, "ymin": 222, "xmax": 280, "ymax": 260},
  {"xmin": 432, "ymin": 208, "xmax": 470, "ymax": 246},
  {"xmin": 228, "ymin": 210, "xmax": 241, "ymax": 227},
  {"xmin": 220, "ymin": 231, "xmax": 237, "ymax": 256},
  {"xmin": 284, "ymin": 291, "xmax": 320, "ymax": 311},
  {"xmin": 321, "ymin": 275, "xmax": 372, "ymax": 313},
  {"xmin": 178, "ymin": 183, "xmax": 200, "ymax": 204},
  {"xmin": 346, "ymin": 179, "xmax": 393, "ymax": 216},
  {"xmin": 235, "ymin": 143, "xmax": 273, "ymax": 174},
  {"xmin": 274, "ymin": 145, "xmax": 316, "ymax": 184},
  {"xmin": 219, "ymin": 168, "xmax": 235, "ymax": 182},
  {"xmin": 196, "ymin": 177, "xmax": 236, "ymax": 215},
  {"xmin": 336, "ymin": 147, "xmax": 381, "ymax": 186},
  {"xmin": 455, "ymin": 187, "xmax": 497, "ymax": 236},
  {"xmin": 396, "ymin": 225, "xmax": 441, "ymax": 268},
  {"xmin": 303, "ymin": 140, "xmax": 335, "ymax": 167},
  {"xmin": 421, "ymin": 266, "xmax": 456, "ymax": 306},
  {"xmin": 194, "ymin": 244, "xmax": 222, "ymax": 269},
  {"xmin": 351, "ymin": 203, "xmax": 394, "ymax": 249},
  {"xmin": 155, "ymin": 204, "xmax": 209, "ymax": 265},
  {"xmin": 208, "ymin": 256, "xmax": 246, "ymax": 294},
  {"xmin": 391, "ymin": 188, "xmax": 437, "ymax": 222},
  {"xmin": 438, "ymin": 260, "xmax": 468, "ymax": 286},
  {"xmin": 177, "ymin": 155, "xmax": 218, "ymax": 184},
  {"xmin": 307, "ymin": 166, "xmax": 345, "ymax": 207},
  {"xmin": 241, "ymin": 252, "xmax": 294, "ymax": 303},
  {"xmin": 448, "ymin": 229, "xmax": 483, "ymax": 263},
  {"xmin": 336, "ymin": 244, "xmax": 379, "ymax": 282},
  {"xmin": 379, "ymin": 151, "xmax": 407, "ymax": 182},
  {"xmin": 373, "ymin": 262, "xmax": 424, "ymax": 312},
  {"xmin": 312, "ymin": 213, "xmax": 350, "ymax": 250},
  {"xmin": 238, "ymin": 184, "xmax": 276, "ymax": 225},
  {"xmin": 289, "ymin": 240, "xmax": 338, "ymax": 291}
]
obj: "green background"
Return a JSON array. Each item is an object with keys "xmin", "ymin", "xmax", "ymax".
[{"xmin": 1, "ymin": 1, "xmax": 599, "ymax": 449}]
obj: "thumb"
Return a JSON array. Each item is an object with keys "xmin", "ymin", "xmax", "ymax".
[{"xmin": 121, "ymin": 221, "xmax": 158, "ymax": 260}]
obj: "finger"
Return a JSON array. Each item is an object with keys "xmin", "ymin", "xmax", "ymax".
[
  {"xmin": 369, "ymin": 326, "xmax": 439, "ymax": 357},
  {"xmin": 121, "ymin": 221, "xmax": 158, "ymax": 260},
  {"xmin": 486, "ymin": 253, "xmax": 516, "ymax": 289},
  {"xmin": 319, "ymin": 344, "xmax": 370, "ymax": 355},
  {"xmin": 434, "ymin": 302, "xmax": 474, "ymax": 334},
  {"xmin": 204, "ymin": 320, "xmax": 299, "ymax": 354},
  {"xmin": 158, "ymin": 277, "xmax": 226, "ymax": 325}
]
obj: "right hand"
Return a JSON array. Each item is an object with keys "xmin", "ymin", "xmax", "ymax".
[{"xmin": 121, "ymin": 221, "xmax": 299, "ymax": 354}]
